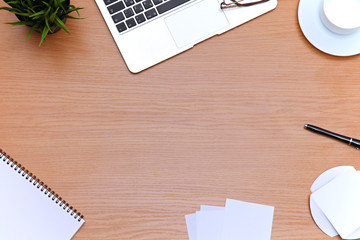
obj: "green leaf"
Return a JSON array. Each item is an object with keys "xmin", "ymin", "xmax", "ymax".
[
  {"xmin": 39, "ymin": 25, "xmax": 50, "ymax": 46},
  {"xmin": 67, "ymin": 7, "xmax": 83, "ymax": 16},
  {"xmin": 41, "ymin": 1, "xmax": 50, "ymax": 8},
  {"xmin": 58, "ymin": 0, "xmax": 66, "ymax": 11},
  {"xmin": 55, "ymin": 16, "xmax": 69, "ymax": 34},
  {"xmin": 4, "ymin": 1, "xmax": 20, "ymax": 5},
  {"xmin": 44, "ymin": 5, "xmax": 51, "ymax": 17},
  {"xmin": 12, "ymin": 12, "xmax": 32, "ymax": 17},
  {"xmin": 6, "ymin": 21, "xmax": 33, "ymax": 25},
  {"xmin": 0, "ymin": 7, "xmax": 16, "ymax": 11},
  {"xmin": 49, "ymin": 7, "xmax": 59, "ymax": 22},
  {"xmin": 45, "ymin": 17, "xmax": 51, "ymax": 32},
  {"xmin": 29, "ymin": 10, "xmax": 45, "ymax": 17},
  {"xmin": 26, "ymin": 23, "xmax": 38, "ymax": 41},
  {"xmin": 64, "ymin": 15, "xmax": 84, "ymax": 20}
]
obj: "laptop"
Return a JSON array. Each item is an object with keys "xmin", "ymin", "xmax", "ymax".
[{"xmin": 95, "ymin": 0, "xmax": 277, "ymax": 73}]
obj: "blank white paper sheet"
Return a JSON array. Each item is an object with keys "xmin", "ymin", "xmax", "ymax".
[
  {"xmin": 221, "ymin": 199, "xmax": 274, "ymax": 240},
  {"xmin": 196, "ymin": 209, "xmax": 225, "ymax": 240},
  {"xmin": 185, "ymin": 199, "xmax": 275, "ymax": 240}
]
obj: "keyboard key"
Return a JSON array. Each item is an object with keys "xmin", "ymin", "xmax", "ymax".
[
  {"xmin": 135, "ymin": 13, "xmax": 146, "ymax": 24},
  {"xmin": 124, "ymin": 0, "xmax": 135, "ymax": 7},
  {"xmin": 142, "ymin": 0, "xmax": 153, "ymax": 9},
  {"xmin": 145, "ymin": 8, "xmax": 157, "ymax": 19},
  {"xmin": 157, "ymin": 0, "xmax": 191, "ymax": 14},
  {"xmin": 152, "ymin": 0, "xmax": 162, "ymax": 5},
  {"xmin": 107, "ymin": 1, "xmax": 125, "ymax": 14},
  {"xmin": 133, "ymin": 3, "xmax": 144, "ymax": 13},
  {"xmin": 116, "ymin": 22, "xmax": 127, "ymax": 33},
  {"xmin": 112, "ymin": 12, "xmax": 125, "ymax": 23},
  {"xmin": 126, "ymin": 18, "xmax": 137, "ymax": 28},
  {"xmin": 124, "ymin": 8, "xmax": 134, "ymax": 17},
  {"xmin": 104, "ymin": 0, "xmax": 117, "ymax": 5}
]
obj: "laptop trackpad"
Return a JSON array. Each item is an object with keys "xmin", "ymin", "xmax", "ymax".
[{"xmin": 165, "ymin": 0, "xmax": 229, "ymax": 49}]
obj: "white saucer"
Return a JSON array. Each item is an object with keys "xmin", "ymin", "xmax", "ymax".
[{"xmin": 298, "ymin": 0, "xmax": 360, "ymax": 56}]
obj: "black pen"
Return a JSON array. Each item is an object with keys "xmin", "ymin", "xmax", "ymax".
[{"xmin": 304, "ymin": 124, "xmax": 360, "ymax": 150}]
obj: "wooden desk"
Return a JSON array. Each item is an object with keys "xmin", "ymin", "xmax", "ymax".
[{"xmin": 0, "ymin": 0, "xmax": 359, "ymax": 239}]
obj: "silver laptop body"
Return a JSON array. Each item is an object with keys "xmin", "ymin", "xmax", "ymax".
[{"xmin": 95, "ymin": 0, "xmax": 277, "ymax": 73}]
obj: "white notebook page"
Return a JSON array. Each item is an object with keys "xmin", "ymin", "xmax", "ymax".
[{"xmin": 0, "ymin": 153, "xmax": 85, "ymax": 240}]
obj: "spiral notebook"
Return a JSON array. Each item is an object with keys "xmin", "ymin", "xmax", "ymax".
[{"xmin": 0, "ymin": 149, "xmax": 85, "ymax": 240}]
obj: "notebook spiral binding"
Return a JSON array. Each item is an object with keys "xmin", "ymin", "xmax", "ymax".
[{"xmin": 0, "ymin": 148, "xmax": 84, "ymax": 222}]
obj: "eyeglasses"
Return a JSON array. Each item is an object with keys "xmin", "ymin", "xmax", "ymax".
[{"xmin": 220, "ymin": 0, "xmax": 270, "ymax": 9}]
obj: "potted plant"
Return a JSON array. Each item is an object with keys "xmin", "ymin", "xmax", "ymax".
[{"xmin": 0, "ymin": 0, "xmax": 83, "ymax": 46}]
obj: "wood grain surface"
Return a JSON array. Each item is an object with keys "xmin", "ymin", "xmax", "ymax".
[{"xmin": 0, "ymin": 0, "xmax": 359, "ymax": 239}]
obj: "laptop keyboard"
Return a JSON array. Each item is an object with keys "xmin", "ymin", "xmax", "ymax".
[{"xmin": 104, "ymin": 0, "xmax": 192, "ymax": 34}]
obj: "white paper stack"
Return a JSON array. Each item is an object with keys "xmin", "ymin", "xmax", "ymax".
[{"xmin": 185, "ymin": 199, "xmax": 275, "ymax": 240}]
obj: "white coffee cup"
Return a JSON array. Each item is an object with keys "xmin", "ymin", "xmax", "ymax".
[{"xmin": 320, "ymin": 0, "xmax": 360, "ymax": 34}]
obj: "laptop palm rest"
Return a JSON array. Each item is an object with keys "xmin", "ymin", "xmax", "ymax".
[{"xmin": 164, "ymin": 0, "xmax": 229, "ymax": 49}]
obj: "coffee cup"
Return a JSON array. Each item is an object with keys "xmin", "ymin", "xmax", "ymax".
[{"xmin": 320, "ymin": 0, "xmax": 360, "ymax": 35}]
